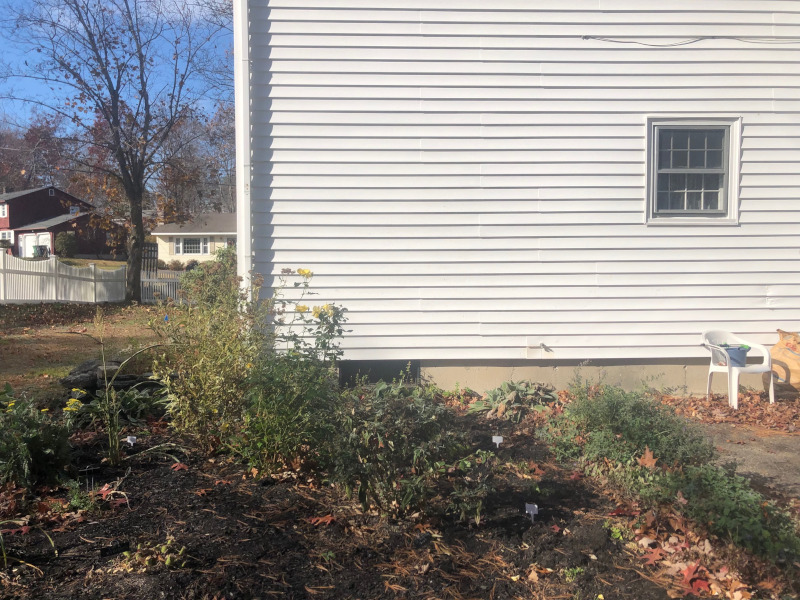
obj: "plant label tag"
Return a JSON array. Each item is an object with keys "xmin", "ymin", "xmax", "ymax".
[
  {"xmin": 492, "ymin": 435, "xmax": 503, "ymax": 448},
  {"xmin": 525, "ymin": 503, "xmax": 539, "ymax": 522},
  {"xmin": 126, "ymin": 436, "xmax": 137, "ymax": 447}
]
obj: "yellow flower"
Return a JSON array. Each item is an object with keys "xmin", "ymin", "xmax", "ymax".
[
  {"xmin": 324, "ymin": 304, "xmax": 335, "ymax": 317},
  {"xmin": 7, "ymin": 401, "xmax": 15, "ymax": 408},
  {"xmin": 64, "ymin": 398, "xmax": 82, "ymax": 412},
  {"xmin": 297, "ymin": 268, "xmax": 313, "ymax": 279},
  {"xmin": 40, "ymin": 408, "xmax": 49, "ymax": 412},
  {"xmin": 295, "ymin": 304, "xmax": 309, "ymax": 313},
  {"xmin": 312, "ymin": 305, "xmax": 322, "ymax": 319}
]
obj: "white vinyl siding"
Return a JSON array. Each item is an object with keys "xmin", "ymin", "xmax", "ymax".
[{"xmin": 245, "ymin": 1, "xmax": 800, "ymax": 361}]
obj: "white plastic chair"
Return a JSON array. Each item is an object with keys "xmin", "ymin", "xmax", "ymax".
[{"xmin": 701, "ymin": 330, "xmax": 775, "ymax": 410}]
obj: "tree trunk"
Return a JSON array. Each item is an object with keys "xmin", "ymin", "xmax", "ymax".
[{"xmin": 125, "ymin": 191, "xmax": 144, "ymax": 302}]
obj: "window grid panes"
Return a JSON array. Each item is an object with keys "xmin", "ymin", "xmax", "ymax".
[
  {"xmin": 183, "ymin": 238, "xmax": 201, "ymax": 254},
  {"xmin": 654, "ymin": 126, "xmax": 728, "ymax": 216},
  {"xmin": 0, "ymin": 205, "xmax": 7, "ymax": 218}
]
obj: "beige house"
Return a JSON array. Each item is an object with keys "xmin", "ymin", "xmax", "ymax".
[{"xmin": 151, "ymin": 213, "xmax": 236, "ymax": 265}]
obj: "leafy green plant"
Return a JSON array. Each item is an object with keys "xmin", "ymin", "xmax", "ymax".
[
  {"xmin": 229, "ymin": 353, "xmax": 340, "ymax": 473},
  {"xmin": 563, "ymin": 566, "xmax": 585, "ymax": 582},
  {"xmin": 447, "ymin": 449, "xmax": 497, "ymax": 525},
  {"xmin": 329, "ymin": 378, "xmax": 458, "ymax": 514},
  {"xmin": 0, "ymin": 385, "xmax": 71, "ymax": 489},
  {"xmin": 469, "ymin": 380, "xmax": 558, "ymax": 423},
  {"xmin": 65, "ymin": 479, "xmax": 97, "ymax": 513}
]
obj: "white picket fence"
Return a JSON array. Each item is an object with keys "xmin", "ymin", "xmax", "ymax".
[{"xmin": 0, "ymin": 253, "xmax": 127, "ymax": 304}]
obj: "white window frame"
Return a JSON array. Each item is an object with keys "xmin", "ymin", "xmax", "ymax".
[
  {"xmin": 646, "ymin": 117, "xmax": 741, "ymax": 226},
  {"xmin": 0, "ymin": 230, "xmax": 12, "ymax": 241},
  {"xmin": 0, "ymin": 204, "xmax": 7, "ymax": 218},
  {"xmin": 174, "ymin": 236, "xmax": 209, "ymax": 255}
]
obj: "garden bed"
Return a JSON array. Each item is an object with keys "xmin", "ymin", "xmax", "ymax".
[{"xmin": 1, "ymin": 407, "xmax": 797, "ymax": 600}]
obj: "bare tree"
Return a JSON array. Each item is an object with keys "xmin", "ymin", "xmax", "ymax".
[{"xmin": 2, "ymin": 0, "xmax": 224, "ymax": 300}]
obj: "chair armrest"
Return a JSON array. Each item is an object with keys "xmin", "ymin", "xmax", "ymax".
[
  {"xmin": 701, "ymin": 342, "xmax": 729, "ymax": 366},
  {"xmin": 748, "ymin": 342, "xmax": 771, "ymax": 366}
]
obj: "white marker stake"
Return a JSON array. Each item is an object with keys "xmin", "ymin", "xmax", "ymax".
[
  {"xmin": 525, "ymin": 503, "xmax": 539, "ymax": 523},
  {"xmin": 126, "ymin": 436, "xmax": 137, "ymax": 447},
  {"xmin": 492, "ymin": 435, "xmax": 503, "ymax": 448}
]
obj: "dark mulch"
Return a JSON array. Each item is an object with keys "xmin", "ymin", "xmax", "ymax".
[{"xmin": 0, "ymin": 412, "xmax": 792, "ymax": 600}]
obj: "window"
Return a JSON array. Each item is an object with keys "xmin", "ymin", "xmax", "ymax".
[
  {"xmin": 647, "ymin": 118, "xmax": 740, "ymax": 225},
  {"xmin": 0, "ymin": 231, "xmax": 12, "ymax": 240},
  {"xmin": 0, "ymin": 204, "xmax": 6, "ymax": 218},
  {"xmin": 174, "ymin": 237, "xmax": 209, "ymax": 255}
]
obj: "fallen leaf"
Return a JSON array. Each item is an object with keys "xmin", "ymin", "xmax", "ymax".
[
  {"xmin": 96, "ymin": 484, "xmax": 114, "ymax": 500},
  {"xmin": 170, "ymin": 463, "xmax": 189, "ymax": 471},
  {"xmin": 308, "ymin": 515, "xmax": 335, "ymax": 527},
  {"xmin": 637, "ymin": 446, "xmax": 658, "ymax": 469},
  {"xmin": 676, "ymin": 491, "xmax": 689, "ymax": 505},
  {"xmin": 641, "ymin": 547, "xmax": 667, "ymax": 565},
  {"xmin": 691, "ymin": 578, "xmax": 711, "ymax": 594},
  {"xmin": 550, "ymin": 524, "xmax": 561, "ymax": 533},
  {"xmin": 681, "ymin": 562, "xmax": 700, "ymax": 587}
]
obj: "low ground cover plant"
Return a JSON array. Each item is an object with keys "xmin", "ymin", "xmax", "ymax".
[
  {"xmin": 543, "ymin": 380, "xmax": 800, "ymax": 563},
  {"xmin": 542, "ymin": 379, "xmax": 714, "ymax": 466}
]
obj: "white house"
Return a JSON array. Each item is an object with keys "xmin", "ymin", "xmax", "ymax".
[{"xmin": 234, "ymin": 1, "xmax": 800, "ymax": 392}]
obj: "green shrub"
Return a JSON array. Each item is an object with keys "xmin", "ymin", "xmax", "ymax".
[
  {"xmin": 328, "ymin": 378, "xmax": 473, "ymax": 516},
  {"xmin": 543, "ymin": 382, "xmax": 714, "ymax": 466},
  {"xmin": 229, "ymin": 353, "xmax": 340, "ymax": 472},
  {"xmin": 157, "ymin": 259, "xmax": 167, "ymax": 270},
  {"xmin": 153, "ymin": 248, "xmax": 267, "ymax": 444},
  {"xmin": 179, "ymin": 246, "xmax": 239, "ymax": 309},
  {"xmin": 54, "ymin": 231, "xmax": 78, "ymax": 258},
  {"xmin": 0, "ymin": 385, "xmax": 71, "ymax": 489}
]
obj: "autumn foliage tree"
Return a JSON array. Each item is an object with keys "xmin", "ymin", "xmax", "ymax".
[{"xmin": 2, "ymin": 0, "xmax": 225, "ymax": 300}]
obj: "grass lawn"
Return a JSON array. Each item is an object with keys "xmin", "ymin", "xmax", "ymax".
[
  {"xmin": 0, "ymin": 302, "xmax": 159, "ymax": 402},
  {"xmin": 57, "ymin": 257, "xmax": 128, "ymax": 270}
]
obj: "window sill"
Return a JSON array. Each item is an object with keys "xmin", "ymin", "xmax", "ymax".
[{"xmin": 646, "ymin": 217, "xmax": 739, "ymax": 227}]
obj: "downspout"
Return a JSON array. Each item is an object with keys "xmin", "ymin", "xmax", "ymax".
[{"xmin": 234, "ymin": 0, "xmax": 253, "ymax": 294}]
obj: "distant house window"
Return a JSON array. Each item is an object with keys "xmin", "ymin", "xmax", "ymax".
[
  {"xmin": 0, "ymin": 204, "xmax": 6, "ymax": 218},
  {"xmin": 174, "ymin": 237, "xmax": 209, "ymax": 255},
  {"xmin": 48, "ymin": 188, "xmax": 55, "ymax": 196},
  {"xmin": 647, "ymin": 118, "xmax": 740, "ymax": 225},
  {"xmin": 0, "ymin": 231, "xmax": 12, "ymax": 240}
]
